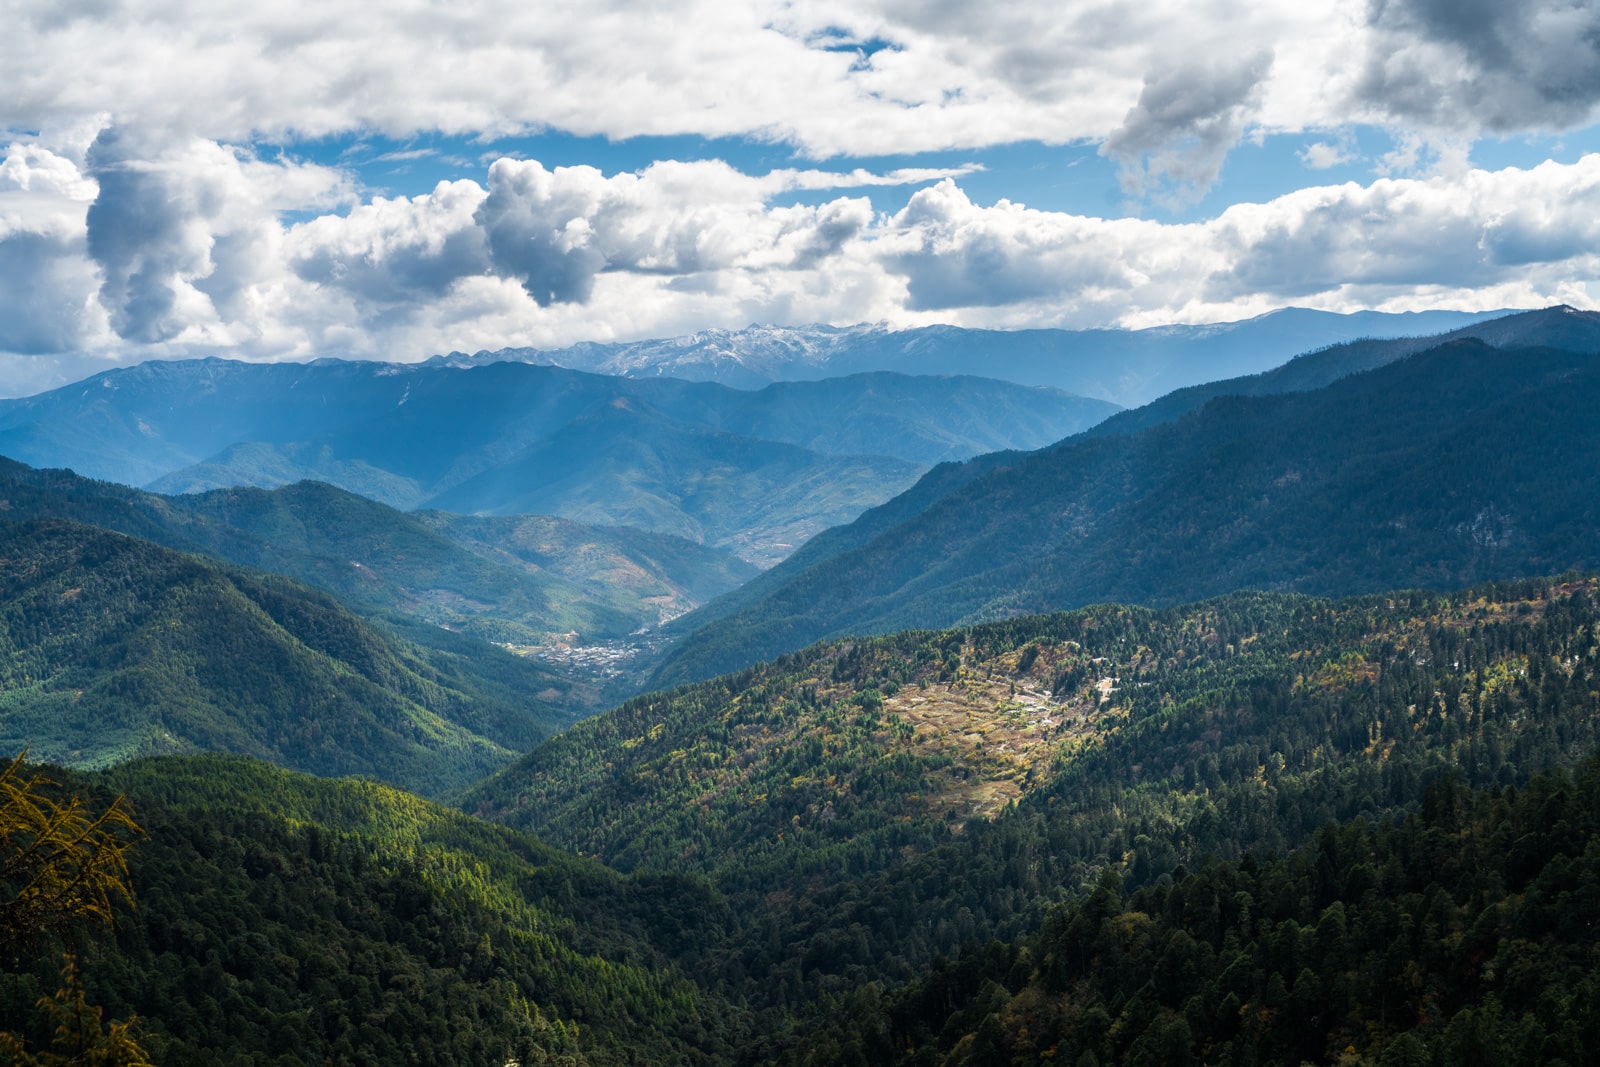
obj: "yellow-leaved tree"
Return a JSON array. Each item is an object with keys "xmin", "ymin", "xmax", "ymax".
[{"xmin": 0, "ymin": 752, "xmax": 151, "ymax": 1067}]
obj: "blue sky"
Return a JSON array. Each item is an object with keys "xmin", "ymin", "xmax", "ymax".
[
  {"xmin": 306, "ymin": 122, "xmax": 1600, "ymax": 221},
  {"xmin": 3, "ymin": 0, "xmax": 1600, "ymax": 395}
]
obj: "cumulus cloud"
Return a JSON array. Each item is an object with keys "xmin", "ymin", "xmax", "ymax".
[
  {"xmin": 0, "ymin": 142, "xmax": 101, "ymax": 354},
  {"xmin": 0, "ymin": 1, "xmax": 1349, "ymax": 159},
  {"xmin": 1360, "ymin": 0, "xmax": 1600, "ymax": 133},
  {"xmin": 290, "ymin": 180, "xmax": 492, "ymax": 307},
  {"xmin": 1102, "ymin": 51, "xmax": 1275, "ymax": 204},
  {"xmin": 876, "ymin": 158, "xmax": 1600, "ymax": 324},
  {"xmin": 474, "ymin": 159, "xmax": 874, "ymax": 306},
  {"xmin": 84, "ymin": 127, "xmax": 348, "ymax": 344},
  {"xmin": 4, "ymin": 123, "xmax": 1600, "ymax": 391},
  {"xmin": 12, "ymin": 0, "xmax": 1598, "ymax": 214},
  {"xmin": 0, "ymin": 135, "xmax": 910, "ymax": 375},
  {"xmin": 476, "ymin": 161, "xmax": 614, "ymax": 305},
  {"xmin": 881, "ymin": 180, "xmax": 1152, "ymax": 311}
]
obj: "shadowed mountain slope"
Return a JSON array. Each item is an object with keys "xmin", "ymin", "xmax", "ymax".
[
  {"xmin": 1090, "ymin": 304, "xmax": 1600, "ymax": 437},
  {"xmin": 657, "ymin": 338, "xmax": 1600, "ymax": 684}
]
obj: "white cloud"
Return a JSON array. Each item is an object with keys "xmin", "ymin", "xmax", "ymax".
[
  {"xmin": 290, "ymin": 180, "xmax": 492, "ymax": 307},
  {"xmin": 9, "ymin": 0, "xmax": 1600, "ymax": 224},
  {"xmin": 1359, "ymin": 0, "xmax": 1600, "ymax": 134},
  {"xmin": 7, "ymin": 1, "xmax": 1600, "ymax": 400},
  {"xmin": 876, "ymin": 157, "xmax": 1600, "ymax": 325},
  {"xmin": 1102, "ymin": 50, "xmax": 1276, "ymax": 204},
  {"xmin": 0, "ymin": 1, "xmax": 1374, "ymax": 162},
  {"xmin": 473, "ymin": 158, "xmax": 876, "ymax": 305},
  {"xmin": 0, "ymin": 142, "xmax": 102, "ymax": 354},
  {"xmin": 83, "ymin": 127, "xmax": 349, "ymax": 345},
  {"xmin": 1298, "ymin": 140, "xmax": 1355, "ymax": 169},
  {"xmin": 3, "ymin": 123, "xmax": 1600, "ymax": 392}
]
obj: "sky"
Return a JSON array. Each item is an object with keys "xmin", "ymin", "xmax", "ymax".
[{"xmin": 3, "ymin": 0, "xmax": 1600, "ymax": 395}]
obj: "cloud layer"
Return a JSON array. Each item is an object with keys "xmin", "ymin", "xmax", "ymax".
[
  {"xmin": 1360, "ymin": 0, "xmax": 1600, "ymax": 133},
  {"xmin": 3, "ymin": 130, "xmax": 1596, "ymax": 391},
  {"xmin": 6, "ymin": 2, "xmax": 1597, "ymax": 160},
  {"xmin": 4, "ymin": 1, "xmax": 1600, "ymax": 392}
]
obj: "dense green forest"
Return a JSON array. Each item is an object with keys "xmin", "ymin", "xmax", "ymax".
[
  {"xmin": 467, "ymin": 575, "xmax": 1600, "ymax": 1054},
  {"xmin": 0, "ymin": 756, "xmax": 742, "ymax": 1065},
  {"xmin": 659, "ymin": 339, "xmax": 1600, "ymax": 684},
  {"xmin": 792, "ymin": 755, "xmax": 1600, "ymax": 1066},
  {"xmin": 5, "ymin": 572, "xmax": 1600, "ymax": 1063},
  {"xmin": 0, "ymin": 457, "xmax": 756, "ymax": 645},
  {"xmin": 0, "ymin": 517, "xmax": 579, "ymax": 796}
]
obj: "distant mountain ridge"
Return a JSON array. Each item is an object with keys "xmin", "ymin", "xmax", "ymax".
[
  {"xmin": 0, "ymin": 361, "xmax": 1114, "ymax": 564},
  {"xmin": 1090, "ymin": 304, "xmax": 1600, "ymax": 436},
  {"xmin": 657, "ymin": 318, "xmax": 1600, "ymax": 684},
  {"xmin": 434, "ymin": 306, "xmax": 1515, "ymax": 405}
]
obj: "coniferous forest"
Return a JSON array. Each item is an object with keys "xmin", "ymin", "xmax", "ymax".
[{"xmin": 6, "ymin": 571, "xmax": 1600, "ymax": 1064}]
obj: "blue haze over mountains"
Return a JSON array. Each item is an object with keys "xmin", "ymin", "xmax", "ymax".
[
  {"xmin": 436, "ymin": 306, "xmax": 1510, "ymax": 403},
  {"xmin": 0, "ymin": 359, "xmax": 1111, "ymax": 565},
  {"xmin": 0, "ymin": 306, "xmax": 1509, "ymax": 568},
  {"xmin": 657, "ymin": 306, "xmax": 1600, "ymax": 683},
  {"xmin": 0, "ymin": 302, "xmax": 1590, "ymax": 697}
]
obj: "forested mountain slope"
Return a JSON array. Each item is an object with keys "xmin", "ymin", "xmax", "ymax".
[
  {"xmin": 466, "ymin": 576, "xmax": 1600, "ymax": 1045},
  {"xmin": 9, "ymin": 573, "xmax": 1598, "ymax": 1065},
  {"xmin": 0, "ymin": 518, "xmax": 577, "ymax": 796},
  {"xmin": 794, "ymin": 756, "xmax": 1600, "ymax": 1067},
  {"xmin": 658, "ymin": 339, "xmax": 1600, "ymax": 684},
  {"xmin": 1090, "ymin": 304, "xmax": 1600, "ymax": 437},
  {"xmin": 0, "ymin": 755, "xmax": 743, "ymax": 1066},
  {"xmin": 0, "ymin": 458, "xmax": 755, "ymax": 644}
]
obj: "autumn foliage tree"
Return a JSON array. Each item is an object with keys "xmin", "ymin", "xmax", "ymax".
[{"xmin": 0, "ymin": 753, "xmax": 149, "ymax": 1067}]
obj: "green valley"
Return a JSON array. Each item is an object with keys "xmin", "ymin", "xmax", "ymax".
[
  {"xmin": 465, "ymin": 575, "xmax": 1600, "ymax": 1050},
  {"xmin": 7, "ymin": 316, "xmax": 1600, "ymax": 1066},
  {"xmin": 8, "ymin": 561, "xmax": 1600, "ymax": 1063}
]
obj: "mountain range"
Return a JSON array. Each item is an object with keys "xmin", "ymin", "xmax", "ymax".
[
  {"xmin": 1089, "ymin": 303, "xmax": 1600, "ymax": 437},
  {"xmin": 0, "ymin": 360, "xmax": 1114, "ymax": 564},
  {"xmin": 435, "ymin": 306, "xmax": 1512, "ymax": 403},
  {"xmin": 9, "ymin": 304, "xmax": 1600, "ymax": 1065},
  {"xmin": 657, "ymin": 307, "xmax": 1600, "ymax": 683}
]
